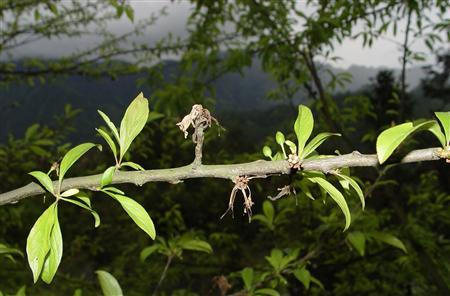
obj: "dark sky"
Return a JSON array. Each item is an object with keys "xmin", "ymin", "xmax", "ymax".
[{"xmin": 1, "ymin": 1, "xmax": 443, "ymax": 69}]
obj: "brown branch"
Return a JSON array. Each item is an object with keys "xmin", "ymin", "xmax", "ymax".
[{"xmin": 0, "ymin": 148, "xmax": 443, "ymax": 206}]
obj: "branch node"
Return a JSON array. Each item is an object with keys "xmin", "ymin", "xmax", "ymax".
[
  {"xmin": 288, "ymin": 153, "xmax": 302, "ymax": 170},
  {"xmin": 437, "ymin": 147, "xmax": 450, "ymax": 163}
]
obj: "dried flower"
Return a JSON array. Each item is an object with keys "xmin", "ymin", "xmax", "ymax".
[{"xmin": 221, "ymin": 176, "xmax": 254, "ymax": 222}]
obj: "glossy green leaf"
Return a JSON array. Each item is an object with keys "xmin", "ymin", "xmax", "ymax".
[
  {"xmin": 98, "ymin": 110, "xmax": 120, "ymax": 143},
  {"xmin": 60, "ymin": 188, "xmax": 79, "ymax": 197},
  {"xmin": 41, "ymin": 206, "xmax": 62, "ymax": 284},
  {"xmin": 61, "ymin": 198, "xmax": 100, "ymax": 228},
  {"xmin": 101, "ymin": 166, "xmax": 116, "ymax": 187},
  {"xmin": 294, "ymin": 105, "xmax": 314, "ymax": 157},
  {"xmin": 435, "ymin": 111, "xmax": 450, "ymax": 145},
  {"xmin": 308, "ymin": 175, "xmax": 351, "ymax": 231},
  {"xmin": 104, "ymin": 192, "xmax": 155, "ymax": 239},
  {"xmin": 140, "ymin": 245, "xmax": 160, "ymax": 262},
  {"xmin": 335, "ymin": 173, "xmax": 365, "ymax": 210},
  {"xmin": 347, "ymin": 231, "xmax": 365, "ymax": 256},
  {"xmin": 29, "ymin": 171, "xmax": 54, "ymax": 195},
  {"xmin": 96, "ymin": 128, "xmax": 118, "ymax": 160},
  {"xmin": 294, "ymin": 267, "xmax": 311, "ymax": 289},
  {"xmin": 369, "ymin": 232, "xmax": 407, "ymax": 253},
  {"xmin": 119, "ymin": 93, "xmax": 149, "ymax": 160},
  {"xmin": 376, "ymin": 120, "xmax": 438, "ymax": 164},
  {"xmin": 26, "ymin": 202, "xmax": 57, "ymax": 283},
  {"xmin": 75, "ymin": 192, "xmax": 91, "ymax": 207},
  {"xmin": 96, "ymin": 270, "xmax": 123, "ymax": 296},
  {"xmin": 241, "ymin": 267, "xmax": 254, "ymax": 291},
  {"xmin": 59, "ymin": 143, "xmax": 100, "ymax": 184},
  {"xmin": 302, "ymin": 132, "xmax": 341, "ymax": 158},
  {"xmin": 121, "ymin": 162, "xmax": 145, "ymax": 171}
]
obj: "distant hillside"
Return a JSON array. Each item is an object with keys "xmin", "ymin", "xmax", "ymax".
[{"xmin": 0, "ymin": 59, "xmax": 427, "ymax": 141}]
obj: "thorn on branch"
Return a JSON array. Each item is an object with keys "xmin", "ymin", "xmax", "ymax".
[
  {"xmin": 220, "ymin": 176, "xmax": 254, "ymax": 222},
  {"xmin": 176, "ymin": 104, "xmax": 219, "ymax": 167}
]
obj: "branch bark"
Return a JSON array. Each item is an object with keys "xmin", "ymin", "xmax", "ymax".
[{"xmin": 0, "ymin": 147, "xmax": 442, "ymax": 206}]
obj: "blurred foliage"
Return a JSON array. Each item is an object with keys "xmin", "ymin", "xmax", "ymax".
[{"xmin": 0, "ymin": 0, "xmax": 449, "ymax": 295}]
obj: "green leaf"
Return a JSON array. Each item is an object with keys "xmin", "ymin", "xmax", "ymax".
[
  {"xmin": 96, "ymin": 270, "xmax": 123, "ymax": 296},
  {"xmin": 335, "ymin": 173, "xmax": 365, "ymax": 210},
  {"xmin": 241, "ymin": 267, "xmax": 254, "ymax": 291},
  {"xmin": 59, "ymin": 143, "xmax": 100, "ymax": 185},
  {"xmin": 294, "ymin": 105, "xmax": 314, "ymax": 157},
  {"xmin": 284, "ymin": 140, "xmax": 297, "ymax": 154},
  {"xmin": 428, "ymin": 121, "xmax": 446, "ymax": 148},
  {"xmin": 14, "ymin": 286, "xmax": 26, "ymax": 296},
  {"xmin": 310, "ymin": 276, "xmax": 324, "ymax": 289},
  {"xmin": 0, "ymin": 244, "xmax": 23, "ymax": 257},
  {"xmin": 262, "ymin": 200, "xmax": 274, "ymax": 224},
  {"xmin": 60, "ymin": 188, "xmax": 79, "ymax": 197},
  {"xmin": 376, "ymin": 120, "xmax": 439, "ymax": 164},
  {"xmin": 147, "ymin": 111, "xmax": 164, "ymax": 122},
  {"xmin": 255, "ymin": 288, "xmax": 280, "ymax": 296},
  {"xmin": 302, "ymin": 132, "xmax": 341, "ymax": 158},
  {"xmin": 26, "ymin": 202, "xmax": 57, "ymax": 283},
  {"xmin": 369, "ymin": 232, "xmax": 407, "ymax": 253},
  {"xmin": 119, "ymin": 93, "xmax": 149, "ymax": 160},
  {"xmin": 125, "ymin": 6, "xmax": 134, "ymax": 21},
  {"xmin": 347, "ymin": 231, "xmax": 365, "ymax": 256},
  {"xmin": 96, "ymin": 128, "xmax": 118, "ymax": 161},
  {"xmin": 140, "ymin": 245, "xmax": 160, "ymax": 262},
  {"xmin": 102, "ymin": 187, "xmax": 125, "ymax": 195},
  {"xmin": 29, "ymin": 171, "xmax": 54, "ymax": 195},
  {"xmin": 435, "ymin": 111, "xmax": 450, "ymax": 145},
  {"xmin": 178, "ymin": 237, "xmax": 212, "ymax": 254},
  {"xmin": 101, "ymin": 166, "xmax": 116, "ymax": 187},
  {"xmin": 98, "ymin": 110, "xmax": 120, "ymax": 143},
  {"xmin": 120, "ymin": 162, "xmax": 145, "ymax": 171},
  {"xmin": 61, "ymin": 198, "xmax": 100, "ymax": 228},
  {"xmin": 103, "ymin": 192, "xmax": 155, "ymax": 239},
  {"xmin": 308, "ymin": 175, "xmax": 351, "ymax": 231},
  {"xmin": 41, "ymin": 206, "xmax": 62, "ymax": 284},
  {"xmin": 294, "ymin": 267, "xmax": 311, "ymax": 289},
  {"xmin": 73, "ymin": 289, "xmax": 82, "ymax": 296},
  {"xmin": 75, "ymin": 192, "xmax": 91, "ymax": 207}
]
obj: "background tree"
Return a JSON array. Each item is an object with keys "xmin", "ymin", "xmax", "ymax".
[{"xmin": 0, "ymin": 0, "xmax": 449, "ymax": 295}]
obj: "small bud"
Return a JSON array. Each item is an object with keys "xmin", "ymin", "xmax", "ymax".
[
  {"xmin": 275, "ymin": 131, "xmax": 285, "ymax": 145},
  {"xmin": 262, "ymin": 146, "xmax": 272, "ymax": 158}
]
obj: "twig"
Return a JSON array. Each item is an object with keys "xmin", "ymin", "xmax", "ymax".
[
  {"xmin": 0, "ymin": 147, "xmax": 444, "ymax": 206},
  {"xmin": 152, "ymin": 254, "xmax": 174, "ymax": 296}
]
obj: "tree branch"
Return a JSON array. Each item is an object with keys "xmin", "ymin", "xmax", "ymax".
[{"xmin": 0, "ymin": 147, "xmax": 442, "ymax": 206}]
